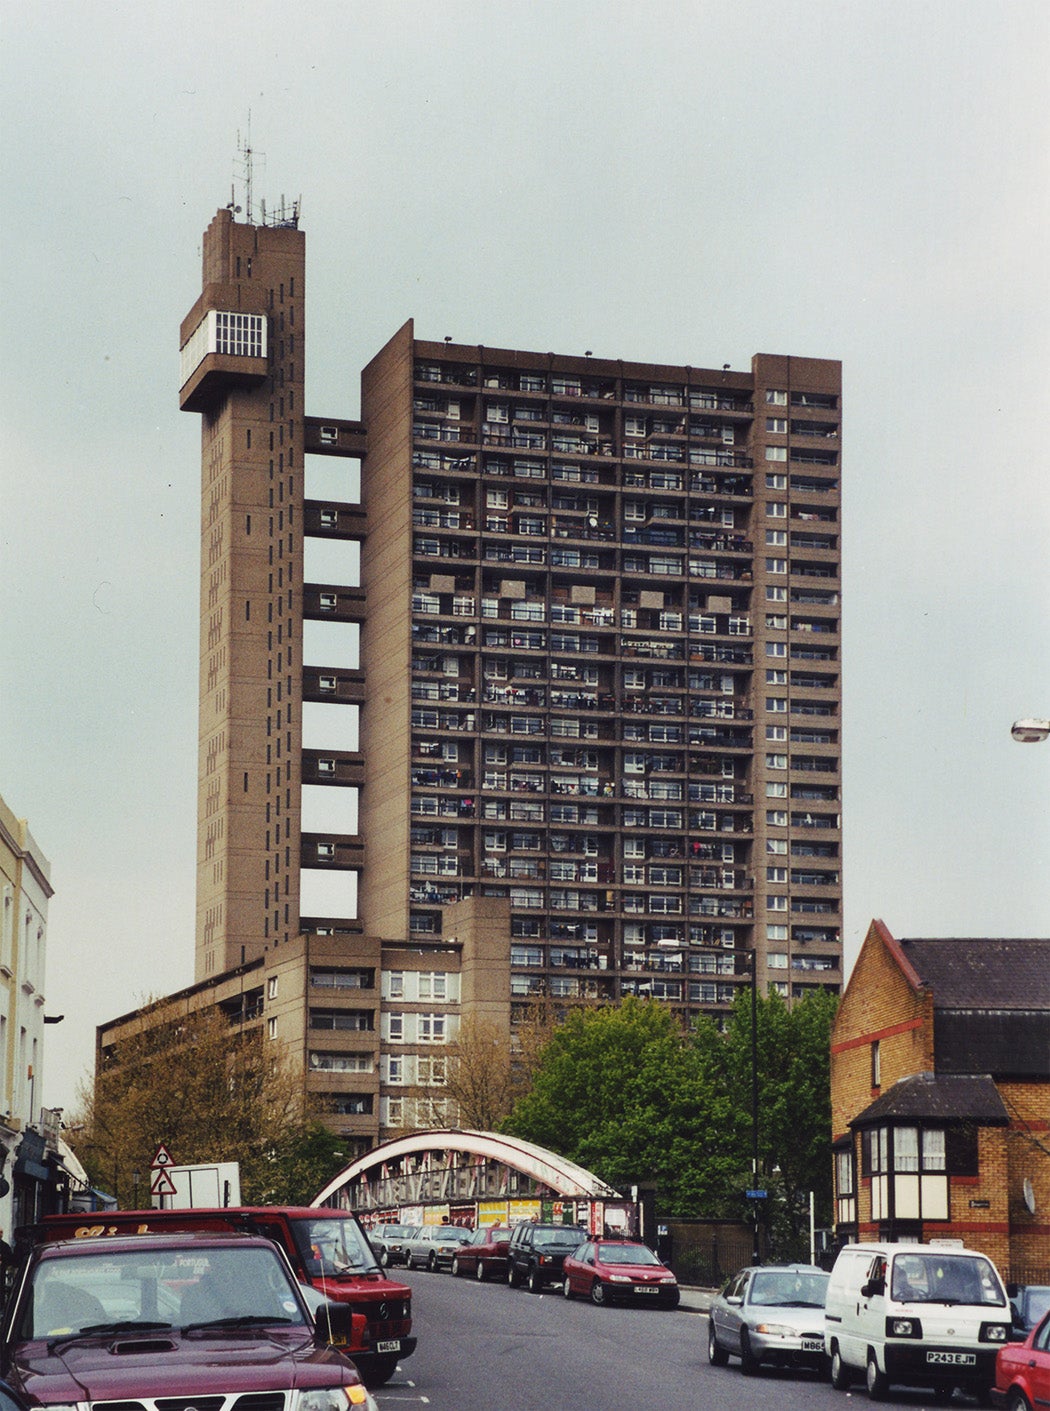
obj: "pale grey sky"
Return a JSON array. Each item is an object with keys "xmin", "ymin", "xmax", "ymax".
[{"xmin": 2, "ymin": 0, "xmax": 1048, "ymax": 1116}]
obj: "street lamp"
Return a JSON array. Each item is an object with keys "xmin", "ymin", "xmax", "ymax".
[{"xmin": 1011, "ymin": 718, "xmax": 1050, "ymax": 743}]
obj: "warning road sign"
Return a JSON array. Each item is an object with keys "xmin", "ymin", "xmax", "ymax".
[
  {"xmin": 151, "ymin": 1144, "xmax": 174, "ymax": 1170},
  {"xmin": 150, "ymin": 1168, "xmax": 177, "ymax": 1197}
]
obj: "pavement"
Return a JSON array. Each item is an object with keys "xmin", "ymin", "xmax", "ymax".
[{"xmin": 678, "ymin": 1286, "xmax": 716, "ymax": 1313}]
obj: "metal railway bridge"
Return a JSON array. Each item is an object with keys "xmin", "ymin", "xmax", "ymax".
[{"xmin": 312, "ymin": 1128, "xmax": 634, "ymax": 1231}]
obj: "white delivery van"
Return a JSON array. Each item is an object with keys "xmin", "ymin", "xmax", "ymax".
[{"xmin": 824, "ymin": 1242, "xmax": 1011, "ymax": 1403}]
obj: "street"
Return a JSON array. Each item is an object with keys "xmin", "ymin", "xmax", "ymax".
[{"xmin": 372, "ymin": 1267, "xmax": 977, "ymax": 1410}]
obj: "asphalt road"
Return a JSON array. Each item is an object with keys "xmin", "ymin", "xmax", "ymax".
[{"xmin": 371, "ymin": 1266, "xmax": 980, "ymax": 1411}]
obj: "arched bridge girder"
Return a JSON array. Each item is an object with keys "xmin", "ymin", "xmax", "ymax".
[{"xmin": 312, "ymin": 1128, "xmax": 622, "ymax": 1214}]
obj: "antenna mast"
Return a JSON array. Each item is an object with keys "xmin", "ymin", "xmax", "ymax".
[{"xmin": 234, "ymin": 116, "xmax": 261, "ymax": 225}]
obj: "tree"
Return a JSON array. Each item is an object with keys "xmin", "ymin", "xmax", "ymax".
[
  {"xmin": 69, "ymin": 998, "xmax": 313, "ymax": 1207},
  {"xmin": 691, "ymin": 986, "xmax": 839, "ymax": 1256},
  {"xmin": 502, "ymin": 988, "xmax": 838, "ymax": 1246},
  {"xmin": 503, "ymin": 996, "xmax": 718, "ymax": 1205},
  {"xmin": 439, "ymin": 1015, "xmax": 517, "ymax": 1131}
]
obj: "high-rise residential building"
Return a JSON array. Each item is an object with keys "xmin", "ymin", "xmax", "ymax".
[{"xmin": 169, "ymin": 206, "xmax": 842, "ymax": 1144}]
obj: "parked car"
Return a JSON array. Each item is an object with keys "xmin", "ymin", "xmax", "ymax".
[
  {"xmin": 1009, "ymin": 1284, "xmax": 1050, "ymax": 1336},
  {"xmin": 450, "ymin": 1226, "xmax": 512, "ymax": 1281},
  {"xmin": 708, "ymin": 1263, "xmax": 829, "ymax": 1376},
  {"xmin": 0, "ymin": 1230, "xmax": 376, "ymax": 1410},
  {"xmin": 506, "ymin": 1222, "xmax": 588, "ymax": 1293},
  {"xmin": 369, "ymin": 1223, "xmax": 419, "ymax": 1268},
  {"xmin": 562, "ymin": 1239, "xmax": 679, "ymax": 1308},
  {"xmin": 404, "ymin": 1225, "xmax": 473, "ymax": 1271},
  {"xmin": 823, "ymin": 1242, "xmax": 1010, "ymax": 1403},
  {"xmin": 992, "ymin": 1310, "xmax": 1050, "ymax": 1410}
]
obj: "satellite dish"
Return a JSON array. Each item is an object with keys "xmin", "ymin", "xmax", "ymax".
[{"xmin": 1023, "ymin": 1177, "xmax": 1037, "ymax": 1215}]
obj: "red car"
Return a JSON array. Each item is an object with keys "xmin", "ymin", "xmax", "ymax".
[
  {"xmin": 992, "ymin": 1310, "xmax": 1050, "ymax": 1411},
  {"xmin": 450, "ymin": 1226, "xmax": 512, "ymax": 1281},
  {"xmin": 562, "ymin": 1239, "xmax": 680, "ymax": 1308}
]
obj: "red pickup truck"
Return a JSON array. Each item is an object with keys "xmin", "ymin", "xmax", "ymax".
[
  {"xmin": 1, "ymin": 1229, "xmax": 375, "ymax": 1409},
  {"xmin": 35, "ymin": 1206, "xmax": 415, "ymax": 1386}
]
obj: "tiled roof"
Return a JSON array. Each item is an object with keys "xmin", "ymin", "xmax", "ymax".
[
  {"xmin": 897, "ymin": 938, "xmax": 1050, "ymax": 1010},
  {"xmin": 850, "ymin": 1072, "xmax": 1010, "ymax": 1128}
]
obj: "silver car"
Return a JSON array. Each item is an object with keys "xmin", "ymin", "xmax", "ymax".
[{"xmin": 708, "ymin": 1264, "xmax": 829, "ymax": 1375}]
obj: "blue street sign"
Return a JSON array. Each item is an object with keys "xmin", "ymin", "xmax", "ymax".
[{"xmin": 745, "ymin": 1189, "xmax": 768, "ymax": 1199}]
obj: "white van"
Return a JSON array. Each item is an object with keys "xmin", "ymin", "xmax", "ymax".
[{"xmin": 824, "ymin": 1242, "xmax": 1011, "ymax": 1402}]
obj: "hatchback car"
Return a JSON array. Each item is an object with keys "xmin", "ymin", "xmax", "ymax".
[
  {"xmin": 1010, "ymin": 1284, "xmax": 1050, "ymax": 1336},
  {"xmin": 450, "ymin": 1225, "xmax": 512, "ymax": 1281},
  {"xmin": 708, "ymin": 1263, "xmax": 830, "ymax": 1375},
  {"xmin": 992, "ymin": 1310, "xmax": 1050, "ymax": 1411},
  {"xmin": 562, "ymin": 1240, "xmax": 680, "ymax": 1308}
]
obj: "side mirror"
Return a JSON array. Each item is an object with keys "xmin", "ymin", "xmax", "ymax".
[
  {"xmin": 313, "ymin": 1299, "xmax": 365, "ymax": 1353},
  {"xmin": 861, "ymin": 1279, "xmax": 884, "ymax": 1300},
  {"xmin": 726, "ymin": 1294, "xmax": 743, "ymax": 1306}
]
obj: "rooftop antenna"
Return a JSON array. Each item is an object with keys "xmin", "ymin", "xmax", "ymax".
[{"xmin": 234, "ymin": 115, "xmax": 264, "ymax": 225}]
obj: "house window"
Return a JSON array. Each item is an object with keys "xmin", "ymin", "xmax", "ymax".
[
  {"xmin": 835, "ymin": 1146, "xmax": 856, "ymax": 1227},
  {"xmin": 871, "ymin": 1038, "xmax": 881, "ymax": 1088}
]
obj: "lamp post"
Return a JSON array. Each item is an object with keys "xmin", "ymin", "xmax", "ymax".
[
  {"xmin": 1011, "ymin": 718, "xmax": 1050, "ymax": 743},
  {"xmin": 750, "ymin": 948, "xmax": 760, "ymax": 1263}
]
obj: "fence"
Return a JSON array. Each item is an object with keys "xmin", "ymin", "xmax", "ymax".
[{"xmin": 659, "ymin": 1219, "xmax": 758, "ymax": 1288}]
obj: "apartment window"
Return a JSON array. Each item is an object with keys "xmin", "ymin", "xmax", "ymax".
[
  {"xmin": 765, "ymin": 446, "xmax": 788, "ymax": 462},
  {"xmin": 765, "ymin": 725, "xmax": 787, "ymax": 742},
  {"xmin": 267, "ymin": 976, "xmax": 278, "ymax": 1000},
  {"xmin": 767, "ymin": 809, "xmax": 788, "ymax": 826},
  {"xmin": 765, "ymin": 389, "xmax": 788, "ymax": 405},
  {"xmin": 765, "ymin": 473, "xmax": 787, "ymax": 490},
  {"xmin": 267, "ymin": 1018, "xmax": 278, "ymax": 1040},
  {"xmin": 766, "ymin": 924, "xmax": 788, "ymax": 941},
  {"xmin": 767, "ymin": 895, "xmax": 788, "ymax": 911},
  {"xmin": 767, "ymin": 501, "xmax": 787, "ymax": 518},
  {"xmin": 766, "ymin": 418, "xmax": 787, "ymax": 433},
  {"xmin": 766, "ymin": 838, "xmax": 788, "ymax": 854},
  {"xmin": 766, "ymin": 782, "xmax": 788, "ymax": 798},
  {"xmin": 765, "ymin": 529, "xmax": 787, "ymax": 546},
  {"xmin": 871, "ymin": 1038, "xmax": 881, "ymax": 1088},
  {"xmin": 765, "ymin": 558, "xmax": 787, "ymax": 574},
  {"xmin": 766, "ymin": 697, "xmax": 788, "ymax": 713},
  {"xmin": 768, "ymin": 952, "xmax": 788, "ymax": 969},
  {"xmin": 767, "ymin": 866, "xmax": 787, "ymax": 883}
]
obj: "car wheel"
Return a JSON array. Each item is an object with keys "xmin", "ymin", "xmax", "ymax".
[
  {"xmin": 427, "ymin": 1251, "xmax": 437, "ymax": 1271},
  {"xmin": 475, "ymin": 1259, "xmax": 486, "ymax": 1282},
  {"xmin": 527, "ymin": 1266, "xmax": 543, "ymax": 1294},
  {"xmin": 739, "ymin": 1330, "xmax": 760, "ymax": 1376},
  {"xmin": 1007, "ymin": 1391, "xmax": 1032, "ymax": 1411},
  {"xmin": 708, "ymin": 1320, "xmax": 729, "ymax": 1366},
  {"xmin": 451, "ymin": 1255, "xmax": 461, "ymax": 1277},
  {"xmin": 590, "ymin": 1278, "xmax": 607, "ymax": 1306},
  {"xmin": 507, "ymin": 1262, "xmax": 522, "ymax": 1288},
  {"xmin": 865, "ymin": 1352, "xmax": 888, "ymax": 1402},
  {"xmin": 829, "ymin": 1345, "xmax": 851, "ymax": 1390},
  {"xmin": 563, "ymin": 1275, "xmax": 574, "ymax": 1299},
  {"xmin": 379, "ymin": 1249, "xmax": 390, "ymax": 1267}
]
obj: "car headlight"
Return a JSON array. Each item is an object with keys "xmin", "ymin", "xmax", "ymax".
[
  {"xmin": 609, "ymin": 1274, "xmax": 632, "ymax": 1283},
  {"xmin": 755, "ymin": 1323, "xmax": 795, "ymax": 1337},
  {"xmin": 299, "ymin": 1385, "xmax": 377, "ymax": 1411},
  {"xmin": 980, "ymin": 1322, "xmax": 1012, "ymax": 1343},
  {"xmin": 886, "ymin": 1317, "xmax": 922, "ymax": 1338}
]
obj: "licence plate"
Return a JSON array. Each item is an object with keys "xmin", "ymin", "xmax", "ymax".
[
  {"xmin": 376, "ymin": 1340, "xmax": 401, "ymax": 1353},
  {"xmin": 926, "ymin": 1351, "xmax": 976, "ymax": 1366},
  {"xmin": 634, "ymin": 1285, "xmax": 659, "ymax": 1295},
  {"xmin": 801, "ymin": 1337, "xmax": 824, "ymax": 1352}
]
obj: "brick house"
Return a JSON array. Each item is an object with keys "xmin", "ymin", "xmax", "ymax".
[{"xmin": 830, "ymin": 919, "xmax": 1050, "ymax": 1281}]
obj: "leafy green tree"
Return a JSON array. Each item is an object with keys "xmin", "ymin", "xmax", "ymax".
[
  {"xmin": 502, "ymin": 988, "xmax": 837, "ymax": 1246},
  {"xmin": 247, "ymin": 1119, "xmax": 351, "ymax": 1206}
]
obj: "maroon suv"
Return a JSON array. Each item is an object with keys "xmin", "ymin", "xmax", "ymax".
[{"xmin": 1, "ymin": 1231, "xmax": 374, "ymax": 1409}]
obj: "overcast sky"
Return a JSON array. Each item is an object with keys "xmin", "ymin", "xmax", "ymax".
[{"xmin": 2, "ymin": 0, "xmax": 1048, "ymax": 1118}]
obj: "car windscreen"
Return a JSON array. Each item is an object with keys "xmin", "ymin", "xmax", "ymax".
[
  {"xmin": 23, "ymin": 1245, "xmax": 308, "ymax": 1340},
  {"xmin": 292, "ymin": 1215, "xmax": 380, "ymax": 1277},
  {"xmin": 533, "ymin": 1228, "xmax": 585, "ymax": 1248},
  {"xmin": 596, "ymin": 1244, "xmax": 662, "ymax": 1266},
  {"xmin": 749, "ymin": 1270, "xmax": 829, "ymax": 1307},
  {"xmin": 890, "ymin": 1253, "xmax": 1006, "ymax": 1306}
]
